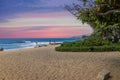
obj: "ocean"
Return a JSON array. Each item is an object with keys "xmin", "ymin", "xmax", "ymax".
[{"xmin": 0, "ymin": 38, "xmax": 83, "ymax": 51}]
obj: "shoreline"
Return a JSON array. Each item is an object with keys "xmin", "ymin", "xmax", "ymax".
[
  {"xmin": 0, "ymin": 38, "xmax": 75, "ymax": 52},
  {"xmin": 0, "ymin": 44, "xmax": 60, "ymax": 53},
  {"xmin": 0, "ymin": 42, "xmax": 62, "ymax": 52}
]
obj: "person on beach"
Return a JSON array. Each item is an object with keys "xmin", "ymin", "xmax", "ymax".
[
  {"xmin": 35, "ymin": 42, "xmax": 39, "ymax": 48},
  {"xmin": 36, "ymin": 42, "xmax": 38, "ymax": 46},
  {"xmin": 49, "ymin": 41, "xmax": 51, "ymax": 45},
  {"xmin": 0, "ymin": 48, "xmax": 4, "ymax": 51}
]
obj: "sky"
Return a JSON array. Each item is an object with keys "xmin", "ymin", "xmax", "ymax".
[{"xmin": 0, "ymin": 0, "xmax": 93, "ymax": 38}]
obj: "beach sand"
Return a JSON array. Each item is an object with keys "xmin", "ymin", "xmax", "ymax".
[{"xmin": 0, "ymin": 45, "xmax": 120, "ymax": 80}]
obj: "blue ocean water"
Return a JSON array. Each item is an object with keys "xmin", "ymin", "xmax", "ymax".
[{"xmin": 0, "ymin": 38, "xmax": 83, "ymax": 51}]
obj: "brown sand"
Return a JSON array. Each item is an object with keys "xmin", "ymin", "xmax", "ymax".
[{"xmin": 0, "ymin": 45, "xmax": 120, "ymax": 80}]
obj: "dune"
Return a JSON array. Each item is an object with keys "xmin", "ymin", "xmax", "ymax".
[{"xmin": 0, "ymin": 45, "xmax": 120, "ymax": 80}]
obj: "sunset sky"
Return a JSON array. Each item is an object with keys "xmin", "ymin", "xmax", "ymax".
[{"xmin": 0, "ymin": 0, "xmax": 93, "ymax": 38}]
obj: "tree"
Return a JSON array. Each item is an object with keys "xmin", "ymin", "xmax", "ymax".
[{"xmin": 66, "ymin": 0, "xmax": 120, "ymax": 42}]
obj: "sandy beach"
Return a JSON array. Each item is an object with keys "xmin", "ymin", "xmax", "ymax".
[{"xmin": 0, "ymin": 45, "xmax": 120, "ymax": 80}]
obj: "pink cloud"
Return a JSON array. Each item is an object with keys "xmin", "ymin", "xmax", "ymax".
[
  {"xmin": 0, "ymin": 12, "xmax": 93, "ymax": 38},
  {"xmin": 0, "ymin": 26, "xmax": 93, "ymax": 38}
]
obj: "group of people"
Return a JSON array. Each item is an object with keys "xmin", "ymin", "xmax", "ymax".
[
  {"xmin": 35, "ymin": 41, "xmax": 58, "ymax": 48},
  {"xmin": 49, "ymin": 41, "xmax": 57, "ymax": 45}
]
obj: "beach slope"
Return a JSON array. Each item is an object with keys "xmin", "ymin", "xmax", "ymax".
[{"xmin": 0, "ymin": 45, "xmax": 120, "ymax": 80}]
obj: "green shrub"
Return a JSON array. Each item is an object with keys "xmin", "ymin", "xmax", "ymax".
[
  {"xmin": 55, "ymin": 44, "xmax": 120, "ymax": 52},
  {"xmin": 56, "ymin": 37, "xmax": 120, "ymax": 52},
  {"xmin": 61, "ymin": 42, "xmax": 72, "ymax": 47},
  {"xmin": 83, "ymin": 37, "xmax": 112, "ymax": 46},
  {"xmin": 55, "ymin": 46, "xmax": 90, "ymax": 52}
]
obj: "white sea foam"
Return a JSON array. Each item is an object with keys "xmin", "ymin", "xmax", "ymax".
[
  {"xmin": 0, "ymin": 38, "xmax": 80, "ymax": 51},
  {"xmin": 2, "ymin": 41, "xmax": 63, "ymax": 51}
]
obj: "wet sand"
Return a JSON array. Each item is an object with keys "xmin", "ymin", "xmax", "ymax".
[{"xmin": 0, "ymin": 45, "xmax": 120, "ymax": 80}]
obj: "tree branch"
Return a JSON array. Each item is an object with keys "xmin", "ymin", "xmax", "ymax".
[{"xmin": 98, "ymin": 9, "xmax": 120, "ymax": 15}]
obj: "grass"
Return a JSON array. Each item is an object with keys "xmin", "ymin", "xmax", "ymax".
[{"xmin": 55, "ymin": 38, "xmax": 120, "ymax": 52}]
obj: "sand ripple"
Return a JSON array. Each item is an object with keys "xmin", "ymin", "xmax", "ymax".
[{"xmin": 0, "ymin": 45, "xmax": 120, "ymax": 80}]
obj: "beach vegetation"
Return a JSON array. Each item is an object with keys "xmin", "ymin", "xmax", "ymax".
[
  {"xmin": 65, "ymin": 0, "xmax": 120, "ymax": 43},
  {"xmin": 56, "ymin": 0, "xmax": 120, "ymax": 52},
  {"xmin": 55, "ymin": 40, "xmax": 120, "ymax": 52}
]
